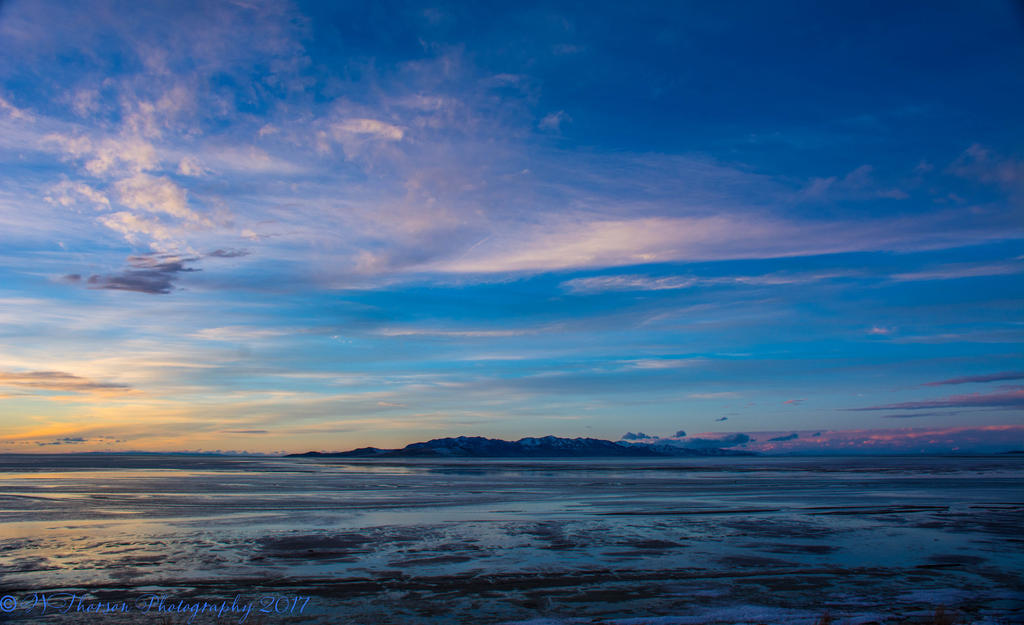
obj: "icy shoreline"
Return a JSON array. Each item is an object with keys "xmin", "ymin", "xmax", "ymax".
[{"xmin": 1, "ymin": 455, "xmax": 1021, "ymax": 624}]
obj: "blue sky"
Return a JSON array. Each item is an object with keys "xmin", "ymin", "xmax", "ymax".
[{"xmin": 0, "ymin": 0, "xmax": 1022, "ymax": 453}]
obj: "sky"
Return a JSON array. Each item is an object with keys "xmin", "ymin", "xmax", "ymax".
[{"xmin": 0, "ymin": 0, "xmax": 1022, "ymax": 454}]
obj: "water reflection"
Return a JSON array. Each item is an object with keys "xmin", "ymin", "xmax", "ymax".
[{"xmin": 0, "ymin": 454, "xmax": 1021, "ymax": 624}]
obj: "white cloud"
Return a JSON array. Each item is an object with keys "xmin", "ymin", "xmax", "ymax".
[
  {"xmin": 193, "ymin": 327, "xmax": 289, "ymax": 341},
  {"xmin": 430, "ymin": 216, "xmax": 754, "ymax": 273},
  {"xmin": 46, "ymin": 181, "xmax": 110, "ymax": 209},
  {"xmin": 375, "ymin": 328, "xmax": 534, "ymax": 338},
  {"xmin": 98, "ymin": 211, "xmax": 176, "ymax": 245},
  {"xmin": 539, "ymin": 110, "xmax": 569, "ymax": 131},
  {"xmin": 563, "ymin": 270, "xmax": 854, "ymax": 294},
  {"xmin": 0, "ymin": 94, "xmax": 32, "ymax": 121},
  {"xmin": 44, "ymin": 133, "xmax": 160, "ymax": 175},
  {"xmin": 422, "ymin": 209, "xmax": 1016, "ymax": 276},
  {"xmin": 70, "ymin": 89, "xmax": 100, "ymax": 117},
  {"xmin": 323, "ymin": 118, "xmax": 407, "ymax": 162},
  {"xmin": 799, "ymin": 164, "xmax": 908, "ymax": 201},
  {"xmin": 84, "ymin": 174, "xmax": 217, "ymax": 248},
  {"xmin": 177, "ymin": 156, "xmax": 206, "ymax": 177},
  {"xmin": 891, "ymin": 262, "xmax": 1023, "ymax": 281},
  {"xmin": 332, "ymin": 118, "xmax": 404, "ymax": 141},
  {"xmin": 43, "ymin": 133, "xmax": 93, "ymax": 160},
  {"xmin": 950, "ymin": 144, "xmax": 1024, "ymax": 189},
  {"xmin": 203, "ymin": 146, "xmax": 304, "ymax": 174},
  {"xmin": 564, "ymin": 274, "xmax": 697, "ymax": 293},
  {"xmin": 114, "ymin": 173, "xmax": 206, "ymax": 224},
  {"xmin": 626, "ymin": 358, "xmax": 702, "ymax": 370},
  {"xmin": 5, "ymin": 2, "xmax": 1021, "ymax": 294}
]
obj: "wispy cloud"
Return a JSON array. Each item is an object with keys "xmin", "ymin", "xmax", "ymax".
[
  {"xmin": 332, "ymin": 118, "xmax": 404, "ymax": 141},
  {"xmin": 562, "ymin": 268, "xmax": 857, "ymax": 295},
  {"xmin": 374, "ymin": 327, "xmax": 542, "ymax": 338},
  {"xmin": 626, "ymin": 358, "xmax": 702, "ymax": 370},
  {"xmin": 7, "ymin": 16, "xmax": 1022, "ymax": 288},
  {"xmin": 688, "ymin": 391, "xmax": 740, "ymax": 399},
  {"xmin": 193, "ymin": 326, "xmax": 290, "ymax": 341},
  {"xmin": 891, "ymin": 261, "xmax": 1023, "ymax": 282},
  {"xmin": 45, "ymin": 180, "xmax": 111, "ymax": 209},
  {"xmin": 433, "ymin": 215, "xmax": 845, "ymax": 274},
  {"xmin": 538, "ymin": 110, "xmax": 570, "ymax": 131},
  {"xmin": 949, "ymin": 144, "xmax": 1024, "ymax": 190},
  {"xmin": 0, "ymin": 370, "xmax": 131, "ymax": 394},
  {"xmin": 850, "ymin": 389, "xmax": 1024, "ymax": 411},
  {"xmin": 490, "ymin": 210, "xmax": 1009, "ymax": 282},
  {"xmin": 923, "ymin": 372, "xmax": 1024, "ymax": 387},
  {"xmin": 102, "ymin": 173, "xmax": 214, "ymax": 247},
  {"xmin": 699, "ymin": 426, "xmax": 1024, "ymax": 454},
  {"xmin": 0, "ymin": 94, "xmax": 32, "ymax": 121},
  {"xmin": 563, "ymin": 274, "xmax": 697, "ymax": 293},
  {"xmin": 892, "ymin": 329, "xmax": 1024, "ymax": 344},
  {"xmin": 1, "ymin": 0, "xmax": 1022, "ymax": 454},
  {"xmin": 799, "ymin": 164, "xmax": 909, "ymax": 201}
]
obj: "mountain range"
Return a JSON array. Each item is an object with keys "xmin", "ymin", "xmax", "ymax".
[{"xmin": 287, "ymin": 435, "xmax": 756, "ymax": 458}]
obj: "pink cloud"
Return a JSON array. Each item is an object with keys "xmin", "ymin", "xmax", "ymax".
[
  {"xmin": 736, "ymin": 425, "xmax": 1024, "ymax": 454},
  {"xmin": 922, "ymin": 371, "xmax": 1024, "ymax": 386},
  {"xmin": 851, "ymin": 389, "xmax": 1024, "ymax": 411}
]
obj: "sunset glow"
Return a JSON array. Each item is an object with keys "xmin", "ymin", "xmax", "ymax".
[{"xmin": 0, "ymin": 1, "xmax": 1022, "ymax": 454}]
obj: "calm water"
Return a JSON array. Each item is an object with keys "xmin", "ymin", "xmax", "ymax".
[{"xmin": 0, "ymin": 454, "xmax": 1021, "ymax": 624}]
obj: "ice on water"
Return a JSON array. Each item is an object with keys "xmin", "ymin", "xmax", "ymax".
[{"xmin": 0, "ymin": 455, "xmax": 1021, "ymax": 624}]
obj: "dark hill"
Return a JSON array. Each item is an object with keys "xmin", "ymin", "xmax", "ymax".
[{"xmin": 288, "ymin": 435, "xmax": 755, "ymax": 458}]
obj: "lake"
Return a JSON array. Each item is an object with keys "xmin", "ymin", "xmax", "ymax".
[{"xmin": 0, "ymin": 454, "xmax": 1021, "ymax": 624}]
